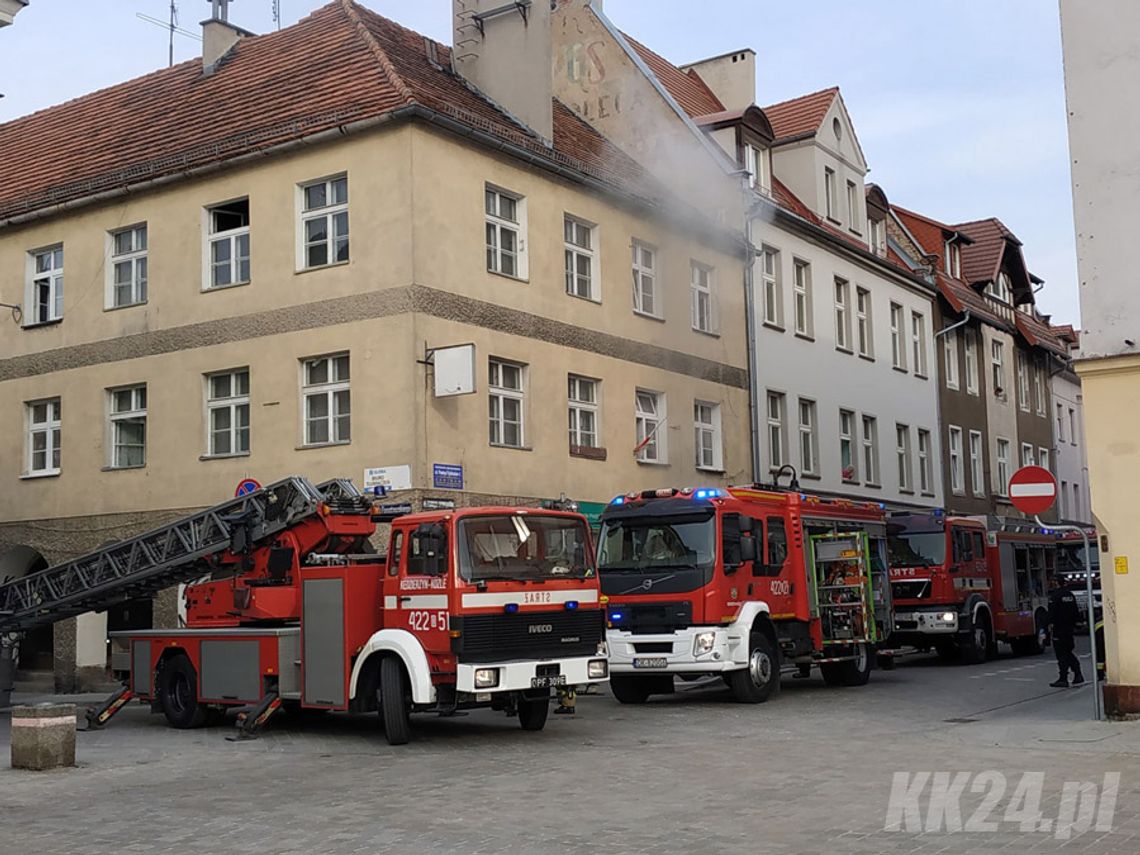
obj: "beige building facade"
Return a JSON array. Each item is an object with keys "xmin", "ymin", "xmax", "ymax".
[{"xmin": 0, "ymin": 1, "xmax": 750, "ymax": 688}]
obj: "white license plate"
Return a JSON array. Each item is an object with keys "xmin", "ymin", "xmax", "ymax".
[
  {"xmin": 531, "ymin": 675, "xmax": 567, "ymax": 688},
  {"xmin": 633, "ymin": 657, "xmax": 668, "ymax": 669}
]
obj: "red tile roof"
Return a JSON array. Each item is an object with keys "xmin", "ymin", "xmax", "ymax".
[
  {"xmin": 0, "ymin": 0, "xmax": 672, "ymax": 222},
  {"xmin": 954, "ymin": 217, "xmax": 1020, "ymax": 286},
  {"xmin": 762, "ymin": 87, "xmax": 838, "ymax": 143},
  {"xmin": 893, "ymin": 206, "xmax": 953, "ymax": 271},
  {"xmin": 1015, "ymin": 312, "xmax": 1069, "ymax": 357},
  {"xmin": 935, "ymin": 272, "xmax": 1011, "ymax": 331},
  {"xmin": 622, "ymin": 33, "xmax": 725, "ymax": 118}
]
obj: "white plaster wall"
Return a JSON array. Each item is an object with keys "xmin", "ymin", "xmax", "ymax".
[
  {"xmin": 751, "ymin": 216, "xmax": 943, "ymax": 508},
  {"xmin": 1051, "ymin": 372, "xmax": 1091, "ymax": 523}
]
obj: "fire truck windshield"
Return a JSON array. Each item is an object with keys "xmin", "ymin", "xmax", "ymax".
[
  {"xmin": 887, "ymin": 531, "xmax": 946, "ymax": 568},
  {"xmin": 457, "ymin": 515, "xmax": 593, "ymax": 583},
  {"xmin": 597, "ymin": 512, "xmax": 715, "ymax": 573}
]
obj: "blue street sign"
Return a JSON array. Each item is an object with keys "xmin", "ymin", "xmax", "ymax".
[
  {"xmin": 433, "ymin": 463, "xmax": 464, "ymax": 490},
  {"xmin": 235, "ymin": 478, "xmax": 261, "ymax": 497}
]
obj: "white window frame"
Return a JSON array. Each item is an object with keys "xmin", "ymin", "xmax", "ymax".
[
  {"xmin": 26, "ymin": 245, "xmax": 64, "ymax": 325},
  {"xmin": 943, "ymin": 329, "xmax": 960, "ymax": 390},
  {"xmin": 964, "ymin": 328, "xmax": 979, "ymax": 395},
  {"xmin": 301, "ymin": 353, "xmax": 351, "ymax": 447},
  {"xmin": 745, "ymin": 143, "xmax": 758, "ymax": 189},
  {"xmin": 568, "ymin": 375, "xmax": 600, "ymax": 451},
  {"xmin": 896, "ymin": 423, "xmax": 912, "ymax": 492},
  {"xmin": 798, "ymin": 398, "xmax": 818, "ymax": 476},
  {"xmin": 996, "ymin": 438, "xmax": 1011, "ymax": 496},
  {"xmin": 793, "ymin": 259, "xmax": 812, "ymax": 337},
  {"xmin": 691, "ymin": 261, "xmax": 717, "ymax": 334},
  {"xmin": 846, "ymin": 179, "xmax": 861, "ymax": 234},
  {"xmin": 206, "ymin": 368, "xmax": 251, "ymax": 457},
  {"xmin": 948, "ymin": 426, "xmax": 964, "ymax": 495},
  {"xmin": 298, "ymin": 175, "xmax": 349, "ymax": 270},
  {"xmin": 840, "ymin": 408, "xmax": 858, "ymax": 482},
  {"xmin": 635, "ymin": 388, "xmax": 666, "ymax": 464},
  {"xmin": 1034, "ymin": 358, "xmax": 1046, "ymax": 416},
  {"xmin": 991, "ymin": 339, "xmax": 1005, "ymax": 396},
  {"xmin": 205, "ymin": 198, "xmax": 251, "ymax": 290},
  {"xmin": 108, "ymin": 384, "xmax": 147, "ymax": 469},
  {"xmin": 107, "ymin": 224, "xmax": 148, "ymax": 308},
  {"xmin": 917, "ymin": 428, "xmax": 932, "ymax": 494},
  {"xmin": 1056, "ymin": 403, "xmax": 1065, "ymax": 441},
  {"xmin": 631, "ymin": 240, "xmax": 660, "ymax": 319},
  {"xmin": 945, "ymin": 240, "xmax": 961, "ymax": 279},
  {"xmin": 761, "ymin": 247, "xmax": 782, "ymax": 327},
  {"xmin": 911, "ymin": 311, "xmax": 928, "ymax": 377},
  {"xmin": 564, "ymin": 215, "xmax": 599, "ymax": 302},
  {"xmin": 861, "ymin": 415, "xmax": 880, "ymax": 485},
  {"xmin": 25, "ymin": 397, "xmax": 61, "ymax": 477},
  {"xmin": 485, "ymin": 185, "xmax": 527, "ymax": 279},
  {"xmin": 856, "ymin": 287, "xmax": 872, "ymax": 358},
  {"xmin": 489, "ymin": 358, "xmax": 526, "ymax": 449},
  {"xmin": 767, "ymin": 391, "xmax": 786, "ymax": 470},
  {"xmin": 834, "ymin": 277, "xmax": 851, "ymax": 352},
  {"xmin": 694, "ymin": 400, "xmax": 723, "ymax": 472},
  {"xmin": 968, "ymin": 430, "xmax": 984, "ymax": 497},
  {"xmin": 1039, "ymin": 447, "xmax": 1050, "ymax": 472},
  {"xmin": 1020, "ymin": 442, "xmax": 1035, "ymax": 468},
  {"xmin": 869, "ymin": 218, "xmax": 886, "ymax": 256},
  {"xmin": 1069, "ymin": 407, "xmax": 1078, "ymax": 445},
  {"xmin": 890, "ymin": 303, "xmax": 906, "ymax": 370},
  {"xmin": 1016, "ymin": 352, "xmax": 1030, "ymax": 411},
  {"xmin": 824, "ymin": 167, "xmax": 837, "ymax": 221}
]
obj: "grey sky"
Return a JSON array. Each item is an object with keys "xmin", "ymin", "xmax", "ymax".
[{"xmin": 0, "ymin": 0, "xmax": 1079, "ymax": 324}]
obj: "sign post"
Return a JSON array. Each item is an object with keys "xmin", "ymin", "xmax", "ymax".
[{"xmin": 1009, "ymin": 465, "xmax": 1100, "ymax": 720}]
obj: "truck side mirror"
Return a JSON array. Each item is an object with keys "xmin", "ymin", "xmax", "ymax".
[
  {"xmin": 740, "ymin": 535, "xmax": 757, "ymax": 564},
  {"xmin": 412, "ymin": 523, "xmax": 448, "ymax": 577},
  {"xmin": 722, "ymin": 514, "xmax": 743, "ymax": 574}
]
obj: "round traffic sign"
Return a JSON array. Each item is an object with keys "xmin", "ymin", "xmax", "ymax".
[
  {"xmin": 235, "ymin": 478, "xmax": 262, "ymax": 497},
  {"xmin": 1008, "ymin": 466, "xmax": 1057, "ymax": 515}
]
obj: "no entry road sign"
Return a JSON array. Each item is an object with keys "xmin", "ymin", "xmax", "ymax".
[{"xmin": 1008, "ymin": 466, "xmax": 1057, "ymax": 515}]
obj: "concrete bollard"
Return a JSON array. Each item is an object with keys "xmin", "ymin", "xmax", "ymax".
[{"xmin": 10, "ymin": 703, "xmax": 76, "ymax": 771}]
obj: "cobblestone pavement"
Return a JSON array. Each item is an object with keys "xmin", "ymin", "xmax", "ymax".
[{"xmin": 2, "ymin": 639, "xmax": 1136, "ymax": 855}]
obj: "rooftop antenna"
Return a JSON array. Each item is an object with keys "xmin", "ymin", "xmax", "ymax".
[
  {"xmin": 136, "ymin": 3, "xmax": 201, "ymax": 67},
  {"xmin": 272, "ymin": 0, "xmax": 281, "ymax": 30}
]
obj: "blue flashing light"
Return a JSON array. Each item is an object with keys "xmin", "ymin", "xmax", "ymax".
[
  {"xmin": 879, "ymin": 503, "xmax": 886, "ymax": 510},
  {"xmin": 933, "ymin": 508, "xmax": 944, "ymax": 517},
  {"xmin": 609, "ymin": 611, "xmax": 624, "ymax": 622},
  {"xmin": 611, "ymin": 495, "xmax": 626, "ymax": 505},
  {"xmin": 504, "ymin": 603, "xmax": 519, "ymax": 614},
  {"xmin": 694, "ymin": 488, "xmax": 723, "ymax": 500},
  {"xmin": 565, "ymin": 600, "xmax": 579, "ymax": 611}
]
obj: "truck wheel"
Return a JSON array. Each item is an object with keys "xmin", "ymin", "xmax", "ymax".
[
  {"xmin": 727, "ymin": 632, "xmax": 780, "ymax": 703},
  {"xmin": 961, "ymin": 616, "xmax": 991, "ymax": 665},
  {"xmin": 609, "ymin": 675, "xmax": 652, "ymax": 704},
  {"xmin": 157, "ymin": 653, "xmax": 207, "ymax": 729},
  {"xmin": 822, "ymin": 643, "xmax": 872, "ymax": 687},
  {"xmin": 379, "ymin": 657, "xmax": 411, "ymax": 745},
  {"xmin": 517, "ymin": 693, "xmax": 550, "ymax": 731}
]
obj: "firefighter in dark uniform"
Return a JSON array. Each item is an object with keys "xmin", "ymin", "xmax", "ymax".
[{"xmin": 1047, "ymin": 579, "xmax": 1084, "ymax": 688}]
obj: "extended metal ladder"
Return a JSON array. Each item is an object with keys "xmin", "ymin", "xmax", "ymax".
[{"xmin": 0, "ymin": 476, "xmax": 344, "ymax": 635}]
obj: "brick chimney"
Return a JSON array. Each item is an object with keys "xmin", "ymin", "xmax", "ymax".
[
  {"xmin": 452, "ymin": 0, "xmax": 553, "ymax": 143},
  {"xmin": 202, "ymin": 0, "xmax": 254, "ymax": 75}
]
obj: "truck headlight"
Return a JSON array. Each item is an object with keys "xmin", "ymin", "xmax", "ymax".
[
  {"xmin": 939, "ymin": 612, "xmax": 956, "ymax": 623},
  {"xmin": 474, "ymin": 668, "xmax": 499, "ymax": 689},
  {"xmin": 587, "ymin": 659, "xmax": 608, "ymax": 679},
  {"xmin": 693, "ymin": 631, "xmax": 717, "ymax": 656}
]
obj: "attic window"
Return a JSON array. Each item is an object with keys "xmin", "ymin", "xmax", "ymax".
[
  {"xmin": 833, "ymin": 118, "xmax": 842, "ymax": 143},
  {"xmin": 945, "ymin": 240, "xmax": 961, "ymax": 278}
]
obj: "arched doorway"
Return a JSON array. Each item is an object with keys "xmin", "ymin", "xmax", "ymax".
[{"xmin": 0, "ymin": 546, "xmax": 54, "ymax": 672}]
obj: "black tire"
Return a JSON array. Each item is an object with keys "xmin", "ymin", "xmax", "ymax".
[
  {"xmin": 935, "ymin": 641, "xmax": 959, "ymax": 661},
  {"xmin": 609, "ymin": 674, "xmax": 652, "ymax": 704},
  {"xmin": 727, "ymin": 632, "xmax": 780, "ymax": 703},
  {"xmin": 379, "ymin": 656, "xmax": 411, "ymax": 746},
  {"xmin": 821, "ymin": 642, "xmax": 872, "ymax": 687},
  {"xmin": 157, "ymin": 653, "xmax": 207, "ymax": 729},
  {"xmin": 517, "ymin": 693, "xmax": 550, "ymax": 731},
  {"xmin": 961, "ymin": 613, "xmax": 991, "ymax": 665}
]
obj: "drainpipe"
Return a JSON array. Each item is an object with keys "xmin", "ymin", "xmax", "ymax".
[
  {"xmin": 935, "ymin": 309, "xmax": 972, "ymax": 338},
  {"xmin": 743, "ymin": 209, "xmax": 762, "ymax": 484}
]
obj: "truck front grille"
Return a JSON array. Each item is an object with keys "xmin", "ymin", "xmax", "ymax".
[{"xmin": 452, "ymin": 609, "xmax": 603, "ymax": 663}]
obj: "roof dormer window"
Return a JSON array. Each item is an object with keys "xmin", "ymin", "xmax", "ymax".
[
  {"xmin": 945, "ymin": 239, "xmax": 961, "ymax": 278},
  {"xmin": 986, "ymin": 271, "xmax": 1013, "ymax": 304},
  {"xmin": 744, "ymin": 143, "xmax": 771, "ymax": 196}
]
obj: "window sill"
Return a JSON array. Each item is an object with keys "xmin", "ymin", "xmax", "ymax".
[
  {"xmin": 566, "ymin": 291, "xmax": 602, "ymax": 305},
  {"xmin": 842, "ymin": 478, "xmax": 860, "ymax": 486},
  {"xmin": 922, "ymin": 492, "xmax": 937, "ymax": 498},
  {"xmin": 22, "ymin": 318, "xmax": 63, "ymax": 330},
  {"xmin": 951, "ymin": 489, "xmax": 966, "ymax": 496},
  {"xmin": 102, "ymin": 464, "xmax": 146, "ymax": 472},
  {"xmin": 696, "ymin": 466, "xmax": 726, "ymax": 475},
  {"xmin": 691, "ymin": 327, "xmax": 720, "ymax": 339},
  {"xmin": 800, "ymin": 472, "xmax": 821, "ymax": 481},
  {"xmin": 20, "ymin": 470, "xmax": 60, "ymax": 480},
  {"xmin": 826, "ymin": 217, "xmax": 842, "ymax": 226},
  {"xmin": 105, "ymin": 301, "xmax": 147, "ymax": 312},
  {"xmin": 858, "ymin": 353, "xmax": 875, "ymax": 363},
  {"xmin": 892, "ymin": 365, "xmax": 908, "ymax": 374},
  {"xmin": 946, "ymin": 384, "xmax": 960, "ymax": 392},
  {"xmin": 967, "ymin": 390, "xmax": 980, "ymax": 397},
  {"xmin": 490, "ymin": 443, "xmax": 533, "ymax": 452},
  {"xmin": 570, "ymin": 445, "xmax": 607, "ymax": 461},
  {"xmin": 199, "ymin": 452, "xmax": 252, "ymax": 462},
  {"xmin": 794, "ymin": 332, "xmax": 815, "ymax": 342},
  {"xmin": 636, "ymin": 458, "xmax": 670, "ymax": 467},
  {"xmin": 863, "ymin": 482, "xmax": 882, "ymax": 490},
  {"xmin": 295, "ymin": 441, "xmax": 351, "ymax": 451},
  {"xmin": 202, "ymin": 281, "xmax": 251, "ymax": 293},
  {"xmin": 836, "ymin": 346, "xmax": 853, "ymax": 355},
  {"xmin": 633, "ymin": 309, "xmax": 665, "ymax": 323},
  {"xmin": 296, "ymin": 260, "xmax": 350, "ymax": 276},
  {"xmin": 916, "ymin": 373, "xmax": 929, "ymax": 381},
  {"xmin": 762, "ymin": 321, "xmax": 785, "ymax": 333},
  {"xmin": 488, "ymin": 269, "xmax": 529, "ymax": 284},
  {"xmin": 899, "ymin": 488, "xmax": 915, "ymax": 496}
]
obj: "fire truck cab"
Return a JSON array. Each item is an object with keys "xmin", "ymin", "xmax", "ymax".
[
  {"xmin": 113, "ymin": 483, "xmax": 608, "ymax": 744},
  {"xmin": 887, "ymin": 512, "xmax": 1053, "ymax": 662},
  {"xmin": 597, "ymin": 486, "xmax": 893, "ymax": 704}
]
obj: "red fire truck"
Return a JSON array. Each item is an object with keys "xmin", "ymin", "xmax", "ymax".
[
  {"xmin": 5, "ymin": 478, "xmax": 608, "ymax": 744},
  {"xmin": 596, "ymin": 486, "xmax": 893, "ymax": 704},
  {"xmin": 887, "ymin": 512, "xmax": 1054, "ymax": 662}
]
